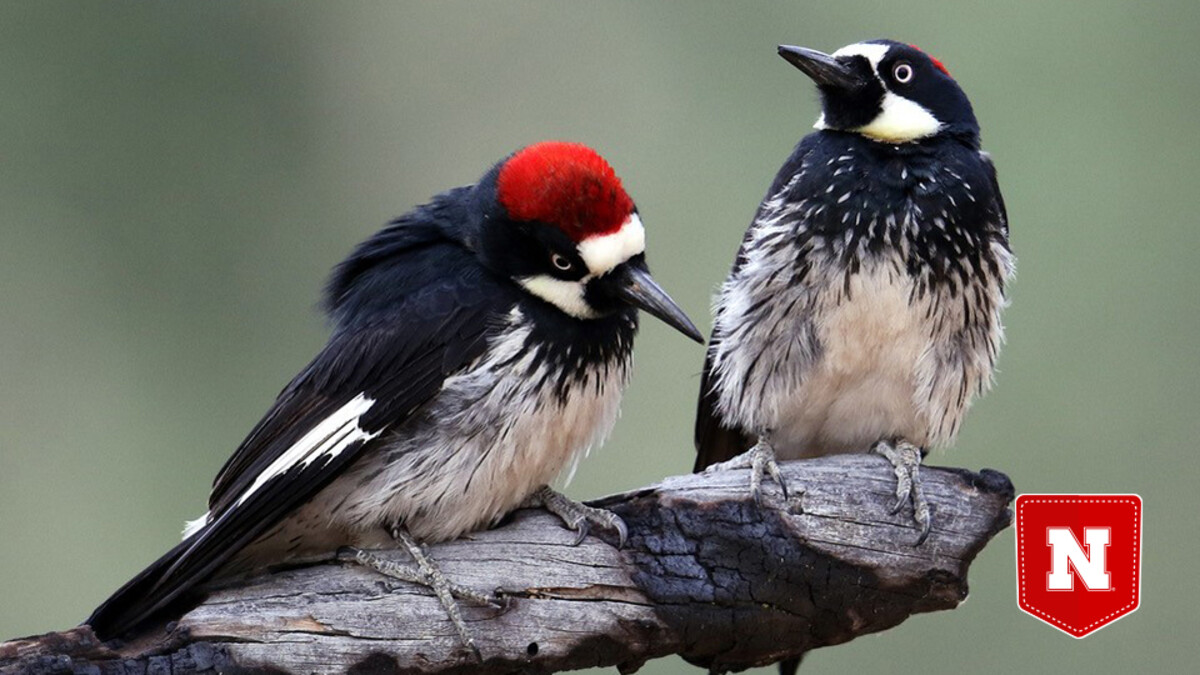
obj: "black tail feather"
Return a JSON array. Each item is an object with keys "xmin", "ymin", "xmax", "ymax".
[
  {"xmin": 779, "ymin": 656, "xmax": 804, "ymax": 675},
  {"xmin": 84, "ymin": 538, "xmax": 199, "ymax": 640}
]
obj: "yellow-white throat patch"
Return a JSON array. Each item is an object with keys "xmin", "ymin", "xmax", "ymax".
[{"xmin": 519, "ymin": 213, "xmax": 646, "ymax": 319}]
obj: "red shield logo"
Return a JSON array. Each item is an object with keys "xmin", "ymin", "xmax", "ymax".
[{"xmin": 1015, "ymin": 494, "xmax": 1142, "ymax": 637}]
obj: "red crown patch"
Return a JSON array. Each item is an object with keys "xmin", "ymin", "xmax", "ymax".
[
  {"xmin": 497, "ymin": 141, "xmax": 633, "ymax": 241},
  {"xmin": 910, "ymin": 44, "xmax": 951, "ymax": 77}
]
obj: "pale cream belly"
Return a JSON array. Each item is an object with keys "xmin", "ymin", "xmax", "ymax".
[
  {"xmin": 771, "ymin": 364, "xmax": 928, "ymax": 458},
  {"xmin": 770, "ymin": 272, "xmax": 933, "ymax": 458}
]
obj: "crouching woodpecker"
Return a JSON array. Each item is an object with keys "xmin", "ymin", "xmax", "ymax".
[{"xmin": 87, "ymin": 141, "xmax": 703, "ymax": 657}]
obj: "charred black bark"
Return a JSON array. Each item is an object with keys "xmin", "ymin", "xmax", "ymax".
[{"xmin": 1, "ymin": 456, "xmax": 1013, "ymax": 675}]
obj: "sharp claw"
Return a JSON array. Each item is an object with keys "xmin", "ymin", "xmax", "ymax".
[
  {"xmin": 768, "ymin": 461, "xmax": 789, "ymax": 502},
  {"xmin": 537, "ymin": 486, "xmax": 627, "ymax": 547},
  {"xmin": 724, "ymin": 437, "xmax": 792, "ymax": 504},
  {"xmin": 911, "ymin": 484, "xmax": 932, "ymax": 546},
  {"xmin": 874, "ymin": 440, "xmax": 934, "ymax": 545},
  {"xmin": 914, "ymin": 520, "xmax": 932, "ymax": 547},
  {"xmin": 710, "ymin": 436, "xmax": 792, "ymax": 509},
  {"xmin": 571, "ymin": 519, "xmax": 590, "ymax": 546},
  {"xmin": 748, "ymin": 455, "xmax": 765, "ymax": 507}
]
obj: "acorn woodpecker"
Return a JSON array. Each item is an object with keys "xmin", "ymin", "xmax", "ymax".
[
  {"xmin": 695, "ymin": 40, "xmax": 1014, "ymax": 546},
  {"xmin": 87, "ymin": 141, "xmax": 703, "ymax": 654}
]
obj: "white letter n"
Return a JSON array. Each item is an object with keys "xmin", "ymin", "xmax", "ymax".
[{"xmin": 1047, "ymin": 527, "xmax": 1112, "ymax": 591}]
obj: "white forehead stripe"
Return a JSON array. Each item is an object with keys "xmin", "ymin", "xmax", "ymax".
[
  {"xmin": 832, "ymin": 42, "xmax": 889, "ymax": 69},
  {"xmin": 577, "ymin": 213, "xmax": 645, "ymax": 276}
]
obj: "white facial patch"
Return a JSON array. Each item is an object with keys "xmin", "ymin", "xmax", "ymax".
[
  {"xmin": 518, "ymin": 274, "xmax": 600, "ymax": 319},
  {"xmin": 519, "ymin": 213, "xmax": 646, "ymax": 319},
  {"xmin": 816, "ymin": 41, "xmax": 943, "ymax": 143},
  {"xmin": 577, "ymin": 213, "xmax": 646, "ymax": 276}
]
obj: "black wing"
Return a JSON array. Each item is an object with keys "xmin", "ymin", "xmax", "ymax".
[
  {"xmin": 693, "ymin": 343, "xmax": 754, "ymax": 470},
  {"xmin": 694, "ymin": 213, "xmax": 759, "ymax": 470},
  {"xmin": 979, "ymin": 150, "xmax": 1010, "ymax": 238},
  {"xmin": 694, "ymin": 139, "xmax": 817, "ymax": 470},
  {"xmin": 87, "ymin": 237, "xmax": 507, "ymax": 639}
]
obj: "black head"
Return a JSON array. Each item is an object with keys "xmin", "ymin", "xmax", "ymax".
[
  {"xmin": 473, "ymin": 141, "xmax": 702, "ymax": 343},
  {"xmin": 778, "ymin": 40, "xmax": 979, "ymax": 145}
]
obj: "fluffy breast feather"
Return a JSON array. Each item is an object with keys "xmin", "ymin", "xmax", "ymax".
[
  {"xmin": 277, "ymin": 306, "xmax": 633, "ymax": 550},
  {"xmin": 707, "ymin": 137, "xmax": 1013, "ymax": 457}
]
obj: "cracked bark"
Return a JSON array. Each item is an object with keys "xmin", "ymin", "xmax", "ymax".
[{"xmin": 1, "ymin": 454, "xmax": 1013, "ymax": 675}]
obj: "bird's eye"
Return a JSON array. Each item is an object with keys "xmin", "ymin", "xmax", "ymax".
[
  {"xmin": 893, "ymin": 62, "xmax": 914, "ymax": 83},
  {"xmin": 551, "ymin": 253, "xmax": 573, "ymax": 271}
]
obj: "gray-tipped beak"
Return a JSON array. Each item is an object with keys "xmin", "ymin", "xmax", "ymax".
[
  {"xmin": 778, "ymin": 45, "xmax": 867, "ymax": 91},
  {"xmin": 615, "ymin": 265, "xmax": 704, "ymax": 344}
]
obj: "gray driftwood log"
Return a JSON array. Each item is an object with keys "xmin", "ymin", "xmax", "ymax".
[{"xmin": 1, "ymin": 454, "xmax": 1013, "ymax": 675}]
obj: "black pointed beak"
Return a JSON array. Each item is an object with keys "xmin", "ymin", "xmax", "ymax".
[
  {"xmin": 778, "ymin": 45, "xmax": 867, "ymax": 91},
  {"xmin": 613, "ymin": 264, "xmax": 703, "ymax": 344}
]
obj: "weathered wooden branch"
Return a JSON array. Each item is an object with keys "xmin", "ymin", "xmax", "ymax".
[{"xmin": 2, "ymin": 455, "xmax": 1012, "ymax": 675}]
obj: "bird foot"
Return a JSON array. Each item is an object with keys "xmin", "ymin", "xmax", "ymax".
[
  {"xmin": 524, "ymin": 485, "xmax": 628, "ymax": 547},
  {"xmin": 705, "ymin": 437, "xmax": 799, "ymax": 509},
  {"xmin": 340, "ymin": 527, "xmax": 503, "ymax": 661},
  {"xmin": 871, "ymin": 440, "xmax": 932, "ymax": 545}
]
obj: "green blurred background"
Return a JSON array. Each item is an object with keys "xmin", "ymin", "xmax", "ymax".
[{"xmin": 1, "ymin": 1, "xmax": 1196, "ymax": 672}]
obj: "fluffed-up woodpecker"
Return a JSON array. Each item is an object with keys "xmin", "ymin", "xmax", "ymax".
[
  {"xmin": 695, "ymin": 40, "xmax": 1014, "ymax": 548},
  {"xmin": 87, "ymin": 141, "xmax": 703, "ymax": 657}
]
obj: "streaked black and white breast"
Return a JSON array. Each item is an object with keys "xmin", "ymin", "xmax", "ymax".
[{"xmin": 706, "ymin": 132, "xmax": 1014, "ymax": 457}]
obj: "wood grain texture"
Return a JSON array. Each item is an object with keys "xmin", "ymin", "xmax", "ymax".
[{"xmin": 1, "ymin": 455, "xmax": 1013, "ymax": 675}]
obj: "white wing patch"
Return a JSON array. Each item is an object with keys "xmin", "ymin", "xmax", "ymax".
[
  {"xmin": 180, "ymin": 393, "xmax": 381, "ymax": 540},
  {"xmin": 236, "ymin": 393, "xmax": 380, "ymax": 507},
  {"xmin": 182, "ymin": 511, "xmax": 210, "ymax": 539},
  {"xmin": 288, "ymin": 307, "xmax": 632, "ymax": 545}
]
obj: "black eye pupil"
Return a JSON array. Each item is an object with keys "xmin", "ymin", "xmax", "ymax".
[
  {"xmin": 894, "ymin": 63, "xmax": 913, "ymax": 82},
  {"xmin": 552, "ymin": 254, "xmax": 571, "ymax": 270}
]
